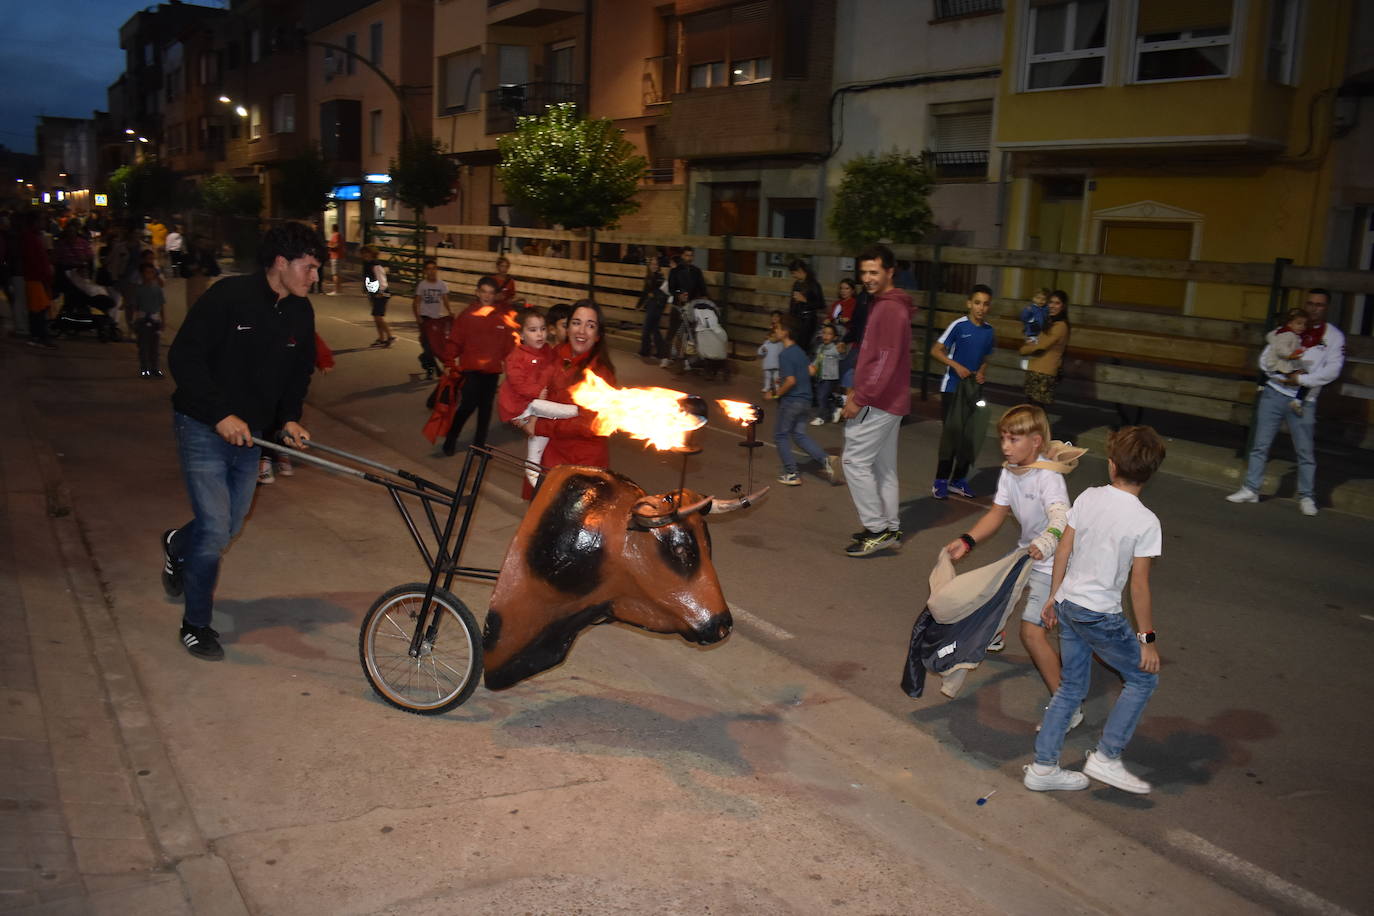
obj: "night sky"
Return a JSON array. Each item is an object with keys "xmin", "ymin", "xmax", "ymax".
[{"xmin": 1, "ymin": 0, "xmax": 227, "ymax": 155}]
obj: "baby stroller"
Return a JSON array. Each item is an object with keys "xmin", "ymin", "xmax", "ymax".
[
  {"xmin": 52, "ymin": 269, "xmax": 122, "ymax": 342},
  {"xmin": 671, "ymin": 297, "xmax": 731, "ymax": 381}
]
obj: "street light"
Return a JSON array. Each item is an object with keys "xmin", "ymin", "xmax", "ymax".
[
  {"xmin": 124, "ymin": 128, "xmax": 135, "ymax": 136},
  {"xmin": 234, "ymin": 105, "xmax": 248, "ymax": 118}
]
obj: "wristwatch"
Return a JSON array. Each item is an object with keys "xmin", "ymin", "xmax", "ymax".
[{"xmin": 1137, "ymin": 631, "xmax": 1156, "ymax": 645}]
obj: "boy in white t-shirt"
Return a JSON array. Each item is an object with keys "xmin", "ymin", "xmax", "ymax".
[
  {"xmin": 1024, "ymin": 426, "xmax": 1166, "ymax": 796},
  {"xmin": 945, "ymin": 405, "xmax": 1084, "ymax": 727},
  {"xmin": 412, "ymin": 258, "xmax": 452, "ymax": 379}
]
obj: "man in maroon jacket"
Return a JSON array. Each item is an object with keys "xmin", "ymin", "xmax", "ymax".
[
  {"xmin": 840, "ymin": 244, "xmax": 916, "ymax": 557},
  {"xmin": 441, "ymin": 276, "xmax": 517, "ymax": 456}
]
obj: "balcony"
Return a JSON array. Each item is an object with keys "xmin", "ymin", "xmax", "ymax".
[
  {"xmin": 929, "ymin": 149, "xmax": 989, "ymax": 181},
  {"xmin": 657, "ymin": 81, "xmax": 829, "ymax": 160},
  {"xmin": 642, "ymin": 56, "xmax": 673, "ymax": 107},
  {"xmin": 485, "ymin": 82, "xmax": 585, "ymax": 135},
  {"xmin": 487, "ymin": 0, "xmax": 582, "ymax": 28},
  {"xmin": 933, "ymin": 0, "xmax": 1002, "ymax": 20}
]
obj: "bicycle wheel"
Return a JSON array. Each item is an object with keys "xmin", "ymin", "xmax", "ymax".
[{"xmin": 359, "ymin": 583, "xmax": 483, "ymax": 715}]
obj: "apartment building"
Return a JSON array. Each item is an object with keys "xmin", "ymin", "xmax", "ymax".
[
  {"xmin": 112, "ymin": 2, "xmax": 226, "ymax": 152},
  {"xmin": 307, "ymin": 0, "xmax": 435, "ymax": 243},
  {"xmin": 996, "ymin": 0, "xmax": 1355, "ymax": 322},
  {"xmin": 161, "ymin": 12, "xmax": 230, "ymax": 186}
]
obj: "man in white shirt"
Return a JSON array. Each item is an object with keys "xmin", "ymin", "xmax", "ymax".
[
  {"xmin": 1228, "ymin": 289, "xmax": 1346, "ymax": 516},
  {"xmin": 165, "ymin": 225, "xmax": 184, "ymax": 277}
]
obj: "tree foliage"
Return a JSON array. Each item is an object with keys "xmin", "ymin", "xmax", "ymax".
[
  {"xmin": 107, "ymin": 161, "xmax": 177, "ymax": 216},
  {"xmin": 198, "ymin": 173, "xmax": 262, "ymax": 217},
  {"xmin": 389, "ymin": 136, "xmax": 459, "ymax": 213},
  {"xmin": 276, "ymin": 146, "xmax": 336, "ymax": 219},
  {"xmin": 827, "ymin": 152, "xmax": 935, "ymax": 251},
  {"xmin": 497, "ymin": 103, "xmax": 646, "ymax": 230}
]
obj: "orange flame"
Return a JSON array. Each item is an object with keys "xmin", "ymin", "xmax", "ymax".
[
  {"xmin": 569, "ymin": 373, "xmax": 704, "ymax": 450},
  {"xmin": 716, "ymin": 399, "xmax": 759, "ymax": 425}
]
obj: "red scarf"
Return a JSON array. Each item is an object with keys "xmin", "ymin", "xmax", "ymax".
[{"xmin": 1299, "ymin": 322, "xmax": 1326, "ymax": 350}]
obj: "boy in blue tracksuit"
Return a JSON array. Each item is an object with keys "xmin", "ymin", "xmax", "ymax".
[
  {"xmin": 771, "ymin": 316, "xmax": 839, "ymax": 487},
  {"xmin": 931, "ymin": 284, "xmax": 997, "ymax": 499}
]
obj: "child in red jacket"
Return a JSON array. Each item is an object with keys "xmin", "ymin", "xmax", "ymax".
[{"xmin": 498, "ymin": 308, "xmax": 579, "ymax": 486}]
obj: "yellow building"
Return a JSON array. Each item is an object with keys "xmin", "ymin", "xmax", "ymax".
[{"xmin": 996, "ymin": 0, "xmax": 1351, "ymax": 321}]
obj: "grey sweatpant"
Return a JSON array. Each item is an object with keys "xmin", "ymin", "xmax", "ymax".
[{"xmin": 842, "ymin": 405, "xmax": 902, "ymax": 533}]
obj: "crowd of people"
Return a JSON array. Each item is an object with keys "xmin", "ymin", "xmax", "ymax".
[{"xmin": 8, "ymin": 215, "xmax": 1325, "ymax": 798}]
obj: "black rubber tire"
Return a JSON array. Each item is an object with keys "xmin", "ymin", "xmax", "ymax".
[{"xmin": 358, "ymin": 583, "xmax": 483, "ymax": 715}]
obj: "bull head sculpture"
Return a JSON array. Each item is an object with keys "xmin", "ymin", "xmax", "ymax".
[{"xmin": 482, "ymin": 465, "xmax": 766, "ymax": 689}]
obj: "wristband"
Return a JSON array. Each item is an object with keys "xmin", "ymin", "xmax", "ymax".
[
  {"xmin": 959, "ymin": 534, "xmax": 976, "ymax": 550},
  {"xmin": 1047, "ymin": 527, "xmax": 1063, "ymax": 540}
]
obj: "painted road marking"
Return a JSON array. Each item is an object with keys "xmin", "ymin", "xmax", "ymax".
[
  {"xmin": 1165, "ymin": 829, "xmax": 1356, "ymax": 916},
  {"xmin": 1360, "ymin": 614, "xmax": 1374, "ymax": 622},
  {"xmin": 731, "ymin": 604, "xmax": 794, "ymax": 641}
]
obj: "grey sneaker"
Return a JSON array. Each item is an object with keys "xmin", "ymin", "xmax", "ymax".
[
  {"xmin": 845, "ymin": 529, "xmax": 897, "ymax": 557},
  {"xmin": 1225, "ymin": 486, "xmax": 1258, "ymax": 503},
  {"xmin": 1022, "ymin": 763, "xmax": 1089, "ymax": 792},
  {"xmin": 1298, "ymin": 497, "xmax": 1318, "ymax": 516},
  {"xmin": 777, "ymin": 472, "xmax": 801, "ymax": 486},
  {"xmin": 823, "ymin": 455, "xmax": 842, "ymax": 484},
  {"xmin": 1083, "ymin": 750, "xmax": 1151, "ymax": 794}
]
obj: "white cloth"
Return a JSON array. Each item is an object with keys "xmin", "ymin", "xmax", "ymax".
[
  {"xmin": 994, "ymin": 462, "xmax": 1069, "ymax": 575},
  {"xmin": 1055, "ymin": 485, "xmax": 1162, "ymax": 614},
  {"xmin": 164, "ymin": 232, "xmax": 183, "ymax": 253},
  {"xmin": 414, "ymin": 279, "xmax": 450, "ymax": 318}
]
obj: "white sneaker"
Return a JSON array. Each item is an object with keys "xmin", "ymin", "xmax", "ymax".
[
  {"xmin": 1225, "ymin": 486, "xmax": 1258, "ymax": 503},
  {"xmin": 1083, "ymin": 750, "xmax": 1151, "ymax": 794},
  {"xmin": 1022, "ymin": 763, "xmax": 1089, "ymax": 792},
  {"xmin": 823, "ymin": 455, "xmax": 842, "ymax": 484},
  {"xmin": 831, "ymin": 406, "xmax": 843, "ymax": 423},
  {"xmin": 276, "ymin": 455, "xmax": 294, "ymax": 477},
  {"xmin": 1036, "ymin": 704, "xmax": 1084, "ymax": 732},
  {"xmin": 1299, "ymin": 497, "xmax": 1318, "ymax": 516},
  {"xmin": 659, "ymin": 358, "xmax": 671, "ymax": 368},
  {"xmin": 809, "ymin": 417, "xmax": 825, "ymax": 426},
  {"xmin": 257, "ymin": 458, "xmax": 275, "ymax": 485}
]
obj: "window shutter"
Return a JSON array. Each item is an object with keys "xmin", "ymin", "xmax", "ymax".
[
  {"xmin": 729, "ymin": 2, "xmax": 770, "ymax": 62},
  {"xmin": 933, "ymin": 111, "xmax": 991, "ymax": 152},
  {"xmin": 1138, "ymin": 0, "xmax": 1232, "ymax": 35},
  {"xmin": 684, "ymin": 8, "xmax": 730, "ymax": 65}
]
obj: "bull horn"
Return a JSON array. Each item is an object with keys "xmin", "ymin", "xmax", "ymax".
[{"xmin": 707, "ymin": 487, "xmax": 771, "ymax": 515}]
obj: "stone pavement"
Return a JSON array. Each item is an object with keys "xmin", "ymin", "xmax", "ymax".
[{"xmin": 0, "ymin": 325, "xmax": 1265, "ymax": 914}]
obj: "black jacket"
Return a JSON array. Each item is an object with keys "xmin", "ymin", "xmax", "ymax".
[
  {"xmin": 170, "ymin": 272, "xmax": 316, "ymax": 432},
  {"xmin": 668, "ymin": 262, "xmax": 704, "ymax": 298}
]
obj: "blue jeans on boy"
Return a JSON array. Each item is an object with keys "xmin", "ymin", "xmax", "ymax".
[
  {"xmin": 815, "ymin": 378, "xmax": 836, "ymax": 420},
  {"xmin": 1244, "ymin": 384, "xmax": 1316, "ymax": 500},
  {"xmin": 1035, "ymin": 599, "xmax": 1158, "ymax": 765},
  {"xmin": 775, "ymin": 399, "xmax": 828, "ymax": 473},
  {"xmin": 170, "ymin": 411, "xmax": 261, "ymax": 628}
]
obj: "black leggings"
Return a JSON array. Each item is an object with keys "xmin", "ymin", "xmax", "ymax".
[
  {"xmin": 443, "ymin": 372, "xmax": 500, "ymax": 451},
  {"xmin": 935, "ymin": 391, "xmax": 971, "ymax": 481}
]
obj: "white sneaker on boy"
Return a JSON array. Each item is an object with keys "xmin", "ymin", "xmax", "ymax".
[
  {"xmin": 1022, "ymin": 763, "xmax": 1089, "ymax": 792},
  {"xmin": 1083, "ymin": 750, "xmax": 1151, "ymax": 794}
]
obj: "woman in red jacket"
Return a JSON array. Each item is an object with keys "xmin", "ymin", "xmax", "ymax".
[{"xmin": 524, "ymin": 300, "xmax": 616, "ymax": 497}]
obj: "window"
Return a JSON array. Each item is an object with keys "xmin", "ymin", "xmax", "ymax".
[
  {"xmin": 548, "ymin": 39, "xmax": 575, "ymax": 85},
  {"xmin": 143, "ymin": 43, "xmax": 154, "ymax": 66},
  {"xmin": 730, "ymin": 57, "xmax": 770, "ymax": 84},
  {"xmin": 249, "ymin": 104, "xmax": 263, "ymax": 140},
  {"xmin": 273, "ymin": 94, "xmax": 296, "ymax": 133},
  {"xmin": 780, "ymin": 0, "xmax": 808, "ymax": 78},
  {"xmin": 346, "ymin": 33, "xmax": 357, "ymax": 74},
  {"xmin": 768, "ymin": 198, "xmax": 816, "ymax": 239},
  {"xmin": 930, "ymin": 101, "xmax": 992, "ymax": 179},
  {"xmin": 370, "ymin": 109, "xmax": 383, "ymax": 155},
  {"xmin": 1024, "ymin": 0, "xmax": 1107, "ymax": 90},
  {"xmin": 1266, "ymin": 0, "xmax": 1302, "ymax": 85},
  {"xmin": 440, "ymin": 48, "xmax": 482, "ymax": 113},
  {"xmin": 198, "ymin": 116, "xmax": 208, "ymax": 150},
  {"xmin": 934, "ymin": 0, "xmax": 1002, "ymax": 19},
  {"xmin": 369, "ymin": 23, "xmax": 383, "ymax": 67},
  {"xmin": 250, "ymin": 28, "xmax": 261, "ymax": 63},
  {"xmin": 683, "ymin": 1, "xmax": 771, "ymax": 91},
  {"xmin": 689, "ymin": 61, "xmax": 726, "ymax": 88},
  {"xmin": 1134, "ymin": 0, "xmax": 1233, "ymax": 82}
]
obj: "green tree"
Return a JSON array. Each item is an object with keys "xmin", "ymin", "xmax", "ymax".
[
  {"xmin": 389, "ymin": 135, "xmax": 459, "ymax": 216},
  {"xmin": 276, "ymin": 146, "xmax": 336, "ymax": 219},
  {"xmin": 198, "ymin": 173, "xmax": 261, "ymax": 217},
  {"xmin": 497, "ymin": 103, "xmax": 646, "ymax": 230},
  {"xmin": 107, "ymin": 161, "xmax": 177, "ymax": 216},
  {"xmin": 827, "ymin": 152, "xmax": 935, "ymax": 250}
]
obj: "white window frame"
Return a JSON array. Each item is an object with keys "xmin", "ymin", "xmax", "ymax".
[
  {"xmin": 730, "ymin": 56, "xmax": 771, "ymax": 85},
  {"xmin": 273, "ymin": 94, "xmax": 296, "ymax": 134},
  {"xmin": 249, "ymin": 104, "xmax": 263, "ymax": 140},
  {"xmin": 1266, "ymin": 0, "xmax": 1303, "ymax": 86},
  {"xmin": 1022, "ymin": 0, "xmax": 1109, "ymax": 93},
  {"xmin": 1133, "ymin": 30, "xmax": 1233, "ymax": 85}
]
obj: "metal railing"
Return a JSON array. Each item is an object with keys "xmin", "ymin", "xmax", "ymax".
[
  {"xmin": 930, "ymin": 149, "xmax": 989, "ymax": 179},
  {"xmin": 933, "ymin": 0, "xmax": 1002, "ymax": 19},
  {"xmin": 643, "ymin": 56, "xmax": 673, "ymax": 106},
  {"xmin": 485, "ymin": 81, "xmax": 585, "ymax": 134}
]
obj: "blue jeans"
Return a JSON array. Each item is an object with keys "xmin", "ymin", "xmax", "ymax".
[
  {"xmin": 1035, "ymin": 599, "xmax": 1158, "ymax": 765},
  {"xmin": 639, "ymin": 297, "xmax": 666, "ymax": 357},
  {"xmin": 170, "ymin": 412, "xmax": 260, "ymax": 627},
  {"xmin": 1244, "ymin": 385, "xmax": 1316, "ymax": 499},
  {"xmin": 815, "ymin": 379, "xmax": 836, "ymax": 419},
  {"xmin": 774, "ymin": 400, "xmax": 828, "ymax": 473}
]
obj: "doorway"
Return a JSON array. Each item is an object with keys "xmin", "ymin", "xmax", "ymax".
[
  {"xmin": 1097, "ymin": 221, "xmax": 1192, "ymax": 310},
  {"xmin": 707, "ymin": 182, "xmax": 758, "ymax": 275}
]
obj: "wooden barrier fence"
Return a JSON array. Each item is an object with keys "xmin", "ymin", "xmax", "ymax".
[{"xmin": 422, "ymin": 225, "xmax": 1374, "ymax": 449}]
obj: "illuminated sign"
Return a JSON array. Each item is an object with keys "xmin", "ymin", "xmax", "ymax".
[
  {"xmin": 330, "ymin": 184, "xmax": 362, "ymax": 200},
  {"xmin": 42, "ymin": 192, "xmax": 51, "ymax": 203},
  {"xmin": 363, "ymin": 173, "xmax": 391, "ymax": 184},
  {"xmin": 94, "ymin": 194, "xmax": 108, "ymax": 207}
]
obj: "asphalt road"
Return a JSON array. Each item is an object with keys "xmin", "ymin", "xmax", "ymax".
[{"xmin": 305, "ymin": 293, "xmax": 1373, "ymax": 914}]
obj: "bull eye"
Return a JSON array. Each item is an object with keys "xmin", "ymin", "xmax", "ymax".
[{"xmin": 654, "ymin": 524, "xmax": 700, "ymax": 579}]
